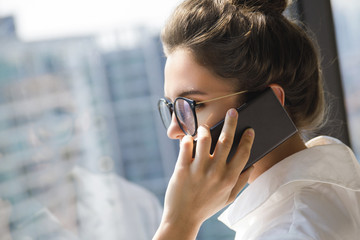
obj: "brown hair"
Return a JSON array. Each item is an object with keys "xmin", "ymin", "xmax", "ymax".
[{"xmin": 161, "ymin": 0, "xmax": 326, "ymax": 133}]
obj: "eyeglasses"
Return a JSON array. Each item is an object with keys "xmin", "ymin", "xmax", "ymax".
[{"xmin": 158, "ymin": 90, "xmax": 248, "ymax": 136}]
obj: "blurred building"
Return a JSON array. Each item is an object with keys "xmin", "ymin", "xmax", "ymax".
[
  {"xmin": 0, "ymin": 16, "xmax": 121, "ymax": 238},
  {"xmin": 100, "ymin": 30, "xmax": 179, "ymax": 200},
  {"xmin": 0, "ymin": 16, "xmax": 16, "ymax": 39},
  {"xmin": 0, "ymin": 16, "xmax": 179, "ymax": 239}
]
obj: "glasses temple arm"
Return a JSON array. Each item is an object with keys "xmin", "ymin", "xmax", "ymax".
[{"xmin": 197, "ymin": 90, "xmax": 248, "ymax": 104}]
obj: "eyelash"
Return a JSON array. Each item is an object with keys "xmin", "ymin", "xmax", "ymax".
[{"xmin": 194, "ymin": 103, "xmax": 205, "ymax": 110}]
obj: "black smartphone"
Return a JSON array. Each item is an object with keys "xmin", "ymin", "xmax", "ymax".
[{"xmin": 192, "ymin": 88, "xmax": 298, "ymax": 172}]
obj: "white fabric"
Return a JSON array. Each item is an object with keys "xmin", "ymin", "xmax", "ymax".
[
  {"xmin": 73, "ymin": 167, "xmax": 163, "ymax": 240},
  {"xmin": 219, "ymin": 136, "xmax": 360, "ymax": 240},
  {"xmin": 1, "ymin": 167, "xmax": 162, "ymax": 240}
]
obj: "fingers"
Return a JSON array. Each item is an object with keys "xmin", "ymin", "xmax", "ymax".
[
  {"xmin": 193, "ymin": 125, "xmax": 212, "ymax": 170},
  {"xmin": 228, "ymin": 128, "xmax": 255, "ymax": 174},
  {"xmin": 176, "ymin": 125, "xmax": 212, "ymax": 172},
  {"xmin": 178, "ymin": 108, "xmax": 254, "ymax": 177},
  {"xmin": 226, "ymin": 166, "xmax": 254, "ymax": 205},
  {"xmin": 212, "ymin": 109, "xmax": 239, "ymax": 164},
  {"xmin": 175, "ymin": 135, "xmax": 194, "ymax": 169}
]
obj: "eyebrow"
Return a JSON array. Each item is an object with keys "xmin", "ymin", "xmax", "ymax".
[{"xmin": 165, "ymin": 90, "xmax": 208, "ymax": 100}]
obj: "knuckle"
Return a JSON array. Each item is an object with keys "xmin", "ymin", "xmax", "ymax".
[
  {"xmin": 197, "ymin": 125, "xmax": 210, "ymax": 142},
  {"xmin": 197, "ymin": 134, "xmax": 210, "ymax": 144},
  {"xmin": 207, "ymin": 168, "xmax": 221, "ymax": 181},
  {"xmin": 211, "ymin": 174, "xmax": 222, "ymax": 184},
  {"xmin": 218, "ymin": 133, "xmax": 234, "ymax": 147},
  {"xmin": 181, "ymin": 138, "xmax": 193, "ymax": 148}
]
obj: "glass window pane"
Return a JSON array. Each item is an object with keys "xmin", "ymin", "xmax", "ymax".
[
  {"xmin": 331, "ymin": 0, "xmax": 360, "ymax": 158},
  {"xmin": 0, "ymin": 2, "xmax": 178, "ymax": 238}
]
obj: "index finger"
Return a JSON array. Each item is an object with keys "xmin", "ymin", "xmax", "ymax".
[
  {"xmin": 175, "ymin": 135, "xmax": 194, "ymax": 169},
  {"xmin": 212, "ymin": 108, "xmax": 239, "ymax": 164}
]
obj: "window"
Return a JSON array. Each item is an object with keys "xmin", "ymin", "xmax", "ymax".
[
  {"xmin": 331, "ymin": 0, "xmax": 360, "ymax": 157},
  {"xmin": 1, "ymin": 1, "xmax": 357, "ymax": 240}
]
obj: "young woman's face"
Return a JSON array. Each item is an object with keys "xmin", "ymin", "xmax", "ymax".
[{"xmin": 164, "ymin": 49, "xmax": 241, "ymax": 140}]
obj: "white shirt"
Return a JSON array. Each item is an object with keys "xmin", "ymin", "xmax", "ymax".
[{"xmin": 219, "ymin": 136, "xmax": 360, "ymax": 240}]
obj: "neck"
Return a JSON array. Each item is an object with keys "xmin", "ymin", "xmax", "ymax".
[{"xmin": 248, "ymin": 133, "xmax": 307, "ymax": 183}]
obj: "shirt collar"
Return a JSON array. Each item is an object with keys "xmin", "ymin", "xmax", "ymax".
[{"xmin": 219, "ymin": 136, "xmax": 360, "ymax": 227}]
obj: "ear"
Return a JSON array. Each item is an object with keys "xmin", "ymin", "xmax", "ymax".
[{"xmin": 269, "ymin": 84, "xmax": 285, "ymax": 106}]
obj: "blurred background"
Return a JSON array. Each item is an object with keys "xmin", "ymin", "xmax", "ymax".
[{"xmin": 0, "ymin": 0, "xmax": 359, "ymax": 239}]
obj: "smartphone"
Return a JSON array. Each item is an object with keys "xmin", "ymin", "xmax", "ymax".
[{"xmin": 192, "ymin": 88, "xmax": 298, "ymax": 172}]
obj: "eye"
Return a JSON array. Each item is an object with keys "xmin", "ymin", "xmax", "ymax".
[{"xmin": 194, "ymin": 103, "xmax": 205, "ymax": 110}]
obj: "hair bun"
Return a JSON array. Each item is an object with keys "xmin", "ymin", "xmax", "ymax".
[{"xmin": 232, "ymin": 0, "xmax": 289, "ymax": 14}]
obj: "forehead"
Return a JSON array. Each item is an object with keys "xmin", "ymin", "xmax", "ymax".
[{"xmin": 164, "ymin": 49, "xmax": 232, "ymax": 99}]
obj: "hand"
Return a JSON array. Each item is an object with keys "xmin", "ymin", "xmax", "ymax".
[{"xmin": 153, "ymin": 109, "xmax": 255, "ymax": 240}]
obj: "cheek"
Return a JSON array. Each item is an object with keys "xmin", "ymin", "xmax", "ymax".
[
  {"xmin": 196, "ymin": 98, "xmax": 239, "ymax": 128},
  {"xmin": 196, "ymin": 106, "xmax": 229, "ymax": 128}
]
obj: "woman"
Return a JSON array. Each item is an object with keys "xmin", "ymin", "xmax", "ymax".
[{"xmin": 153, "ymin": 0, "xmax": 360, "ymax": 239}]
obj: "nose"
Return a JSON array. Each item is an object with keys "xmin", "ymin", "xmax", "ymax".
[{"xmin": 167, "ymin": 113, "xmax": 185, "ymax": 140}]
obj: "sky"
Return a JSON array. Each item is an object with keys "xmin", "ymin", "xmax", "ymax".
[
  {"xmin": 0, "ymin": 0, "xmax": 181, "ymax": 41},
  {"xmin": 0, "ymin": 0, "xmax": 358, "ymax": 46}
]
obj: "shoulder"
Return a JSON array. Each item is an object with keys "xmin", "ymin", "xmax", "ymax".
[
  {"xmin": 291, "ymin": 183, "xmax": 360, "ymax": 232},
  {"xmin": 222, "ymin": 136, "xmax": 360, "ymax": 239},
  {"xmin": 256, "ymin": 183, "xmax": 360, "ymax": 240}
]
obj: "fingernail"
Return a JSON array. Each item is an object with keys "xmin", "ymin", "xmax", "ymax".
[
  {"xmin": 227, "ymin": 108, "xmax": 237, "ymax": 117},
  {"xmin": 246, "ymin": 128, "xmax": 255, "ymax": 137}
]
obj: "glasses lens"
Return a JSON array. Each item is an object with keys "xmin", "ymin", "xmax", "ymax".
[
  {"xmin": 174, "ymin": 99, "xmax": 196, "ymax": 135},
  {"xmin": 158, "ymin": 99, "xmax": 172, "ymax": 129}
]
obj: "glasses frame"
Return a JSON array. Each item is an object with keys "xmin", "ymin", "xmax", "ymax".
[{"xmin": 158, "ymin": 90, "xmax": 248, "ymax": 136}]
